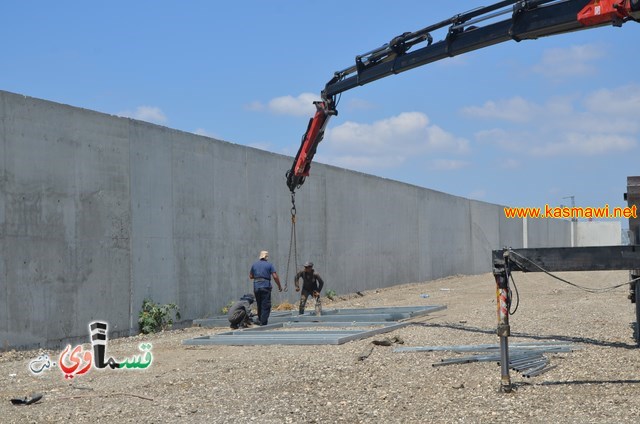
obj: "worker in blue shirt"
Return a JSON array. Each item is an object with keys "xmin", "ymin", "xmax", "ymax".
[{"xmin": 249, "ymin": 250, "xmax": 282, "ymax": 325}]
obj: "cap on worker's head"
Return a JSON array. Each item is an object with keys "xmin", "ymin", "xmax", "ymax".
[
  {"xmin": 304, "ymin": 261, "xmax": 314, "ymax": 268},
  {"xmin": 259, "ymin": 250, "xmax": 269, "ymax": 260},
  {"xmin": 241, "ymin": 293, "xmax": 255, "ymax": 304}
]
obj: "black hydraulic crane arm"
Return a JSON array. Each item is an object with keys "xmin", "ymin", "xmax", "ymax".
[{"xmin": 286, "ymin": 0, "xmax": 640, "ymax": 193}]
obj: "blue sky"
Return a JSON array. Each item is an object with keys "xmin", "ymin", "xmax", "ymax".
[{"xmin": 2, "ymin": 1, "xmax": 639, "ymax": 224}]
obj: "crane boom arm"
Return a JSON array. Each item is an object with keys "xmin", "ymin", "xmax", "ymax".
[{"xmin": 286, "ymin": 0, "xmax": 639, "ymax": 193}]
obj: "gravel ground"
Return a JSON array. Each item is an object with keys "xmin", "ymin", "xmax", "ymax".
[{"xmin": 1, "ymin": 270, "xmax": 639, "ymax": 423}]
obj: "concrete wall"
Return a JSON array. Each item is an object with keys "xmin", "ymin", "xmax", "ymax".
[
  {"xmin": 0, "ymin": 91, "xmax": 571, "ymax": 350},
  {"xmin": 524, "ymin": 217, "xmax": 573, "ymax": 248},
  {"xmin": 576, "ymin": 221, "xmax": 622, "ymax": 246}
]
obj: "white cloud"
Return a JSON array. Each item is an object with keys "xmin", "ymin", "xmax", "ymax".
[
  {"xmin": 584, "ymin": 85, "xmax": 640, "ymax": 127},
  {"xmin": 530, "ymin": 132, "xmax": 636, "ymax": 156},
  {"xmin": 467, "ymin": 85, "xmax": 640, "ymax": 157},
  {"xmin": 328, "ymin": 112, "xmax": 428, "ymax": 150},
  {"xmin": 345, "ymin": 98, "xmax": 377, "ymax": 111},
  {"xmin": 462, "ymin": 96, "xmax": 540, "ymax": 123},
  {"xmin": 475, "ymin": 128, "xmax": 528, "ymax": 151},
  {"xmin": 248, "ymin": 93, "xmax": 321, "ymax": 117},
  {"xmin": 533, "ymin": 44, "xmax": 605, "ymax": 80},
  {"xmin": 424, "ymin": 125, "xmax": 470, "ymax": 154},
  {"xmin": 479, "ymin": 124, "xmax": 637, "ymax": 157},
  {"xmin": 319, "ymin": 111, "xmax": 469, "ymax": 172},
  {"xmin": 269, "ymin": 92, "xmax": 320, "ymax": 116},
  {"xmin": 247, "ymin": 93, "xmax": 374, "ymax": 120},
  {"xmin": 428, "ymin": 159, "xmax": 469, "ymax": 171},
  {"xmin": 117, "ymin": 106, "xmax": 167, "ymax": 125}
]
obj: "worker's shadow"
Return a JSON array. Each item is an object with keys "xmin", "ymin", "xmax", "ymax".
[{"xmin": 412, "ymin": 320, "xmax": 639, "ymax": 350}]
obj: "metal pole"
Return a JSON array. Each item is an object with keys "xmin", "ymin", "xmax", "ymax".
[{"xmin": 494, "ymin": 259, "xmax": 512, "ymax": 392}]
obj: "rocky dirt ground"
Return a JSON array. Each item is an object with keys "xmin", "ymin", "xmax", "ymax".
[{"xmin": 1, "ymin": 270, "xmax": 639, "ymax": 423}]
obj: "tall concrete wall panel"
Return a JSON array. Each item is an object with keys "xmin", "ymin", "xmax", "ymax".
[
  {"xmin": 470, "ymin": 200, "xmax": 501, "ymax": 275},
  {"xmin": 498, "ymin": 212, "xmax": 523, "ymax": 251},
  {"xmin": 1, "ymin": 93, "xmax": 132, "ymax": 347},
  {"xmin": 576, "ymin": 221, "xmax": 622, "ymax": 246},
  {"xmin": 421, "ymin": 190, "xmax": 473, "ymax": 279},
  {"xmin": 526, "ymin": 218, "xmax": 571, "ymax": 248},
  {"xmin": 319, "ymin": 173, "xmax": 423, "ymax": 294},
  {"xmin": 0, "ymin": 91, "xmax": 571, "ymax": 349},
  {"xmin": 129, "ymin": 123, "xmax": 176, "ymax": 332},
  {"xmin": 546, "ymin": 219, "xmax": 572, "ymax": 247}
]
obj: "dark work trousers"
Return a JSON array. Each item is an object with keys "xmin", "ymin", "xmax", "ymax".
[
  {"xmin": 299, "ymin": 290, "xmax": 322, "ymax": 315},
  {"xmin": 254, "ymin": 287, "xmax": 272, "ymax": 326}
]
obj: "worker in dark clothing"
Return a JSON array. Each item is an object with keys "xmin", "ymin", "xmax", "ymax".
[
  {"xmin": 227, "ymin": 293, "xmax": 256, "ymax": 329},
  {"xmin": 295, "ymin": 261, "xmax": 324, "ymax": 316},
  {"xmin": 249, "ymin": 250, "xmax": 282, "ymax": 326}
]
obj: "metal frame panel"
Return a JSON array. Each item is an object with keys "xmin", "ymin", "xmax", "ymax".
[
  {"xmin": 183, "ymin": 322, "xmax": 408, "ymax": 345},
  {"xmin": 193, "ymin": 305, "xmax": 446, "ymax": 328}
]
